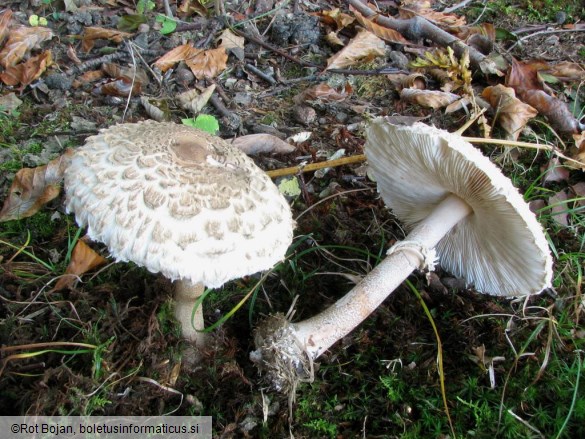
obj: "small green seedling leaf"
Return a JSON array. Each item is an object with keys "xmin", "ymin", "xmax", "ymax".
[
  {"xmin": 156, "ymin": 14, "xmax": 177, "ymax": 35},
  {"xmin": 278, "ymin": 177, "xmax": 301, "ymax": 197},
  {"xmin": 182, "ymin": 114, "xmax": 220, "ymax": 135},
  {"xmin": 118, "ymin": 14, "xmax": 147, "ymax": 32},
  {"xmin": 29, "ymin": 15, "xmax": 48, "ymax": 26},
  {"xmin": 136, "ymin": 0, "xmax": 155, "ymax": 14}
]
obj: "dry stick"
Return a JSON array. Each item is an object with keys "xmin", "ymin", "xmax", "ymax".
[
  {"xmin": 265, "ymin": 138, "xmax": 585, "ymax": 179},
  {"xmin": 230, "ymin": 27, "xmax": 321, "ymax": 68},
  {"xmin": 347, "ymin": 0, "xmax": 502, "ymax": 75},
  {"xmin": 266, "ymin": 155, "xmax": 367, "ymax": 178}
]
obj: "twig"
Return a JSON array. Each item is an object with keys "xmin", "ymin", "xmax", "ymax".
[
  {"xmin": 245, "ymin": 63, "xmax": 277, "ymax": 84},
  {"xmin": 266, "ymin": 154, "xmax": 366, "ymax": 178},
  {"xmin": 230, "ymin": 27, "xmax": 321, "ymax": 68},
  {"xmin": 507, "ymin": 29, "xmax": 585, "ymax": 52},
  {"xmin": 442, "ymin": 0, "xmax": 474, "ymax": 13}
]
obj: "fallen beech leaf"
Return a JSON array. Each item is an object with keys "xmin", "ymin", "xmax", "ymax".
[
  {"xmin": 571, "ymin": 182, "xmax": 585, "ymax": 207},
  {"xmin": 571, "ymin": 131, "xmax": 585, "ymax": 170},
  {"xmin": 231, "ymin": 134, "xmax": 296, "ymax": 155},
  {"xmin": 293, "ymin": 82, "xmax": 351, "ymax": 104},
  {"xmin": 52, "ymin": 240, "xmax": 107, "ymax": 291},
  {"xmin": 326, "ymin": 28, "xmax": 386, "ymax": 70},
  {"xmin": 81, "ymin": 26, "xmax": 132, "ymax": 52},
  {"xmin": 178, "ymin": 84, "xmax": 216, "ymax": 114},
  {"xmin": 140, "ymin": 96, "xmax": 168, "ymax": 122},
  {"xmin": 400, "ymin": 88, "xmax": 460, "ymax": 109},
  {"xmin": 185, "ymin": 47, "xmax": 228, "ymax": 79},
  {"xmin": 0, "ymin": 150, "xmax": 73, "ymax": 222},
  {"xmin": 520, "ymin": 89, "xmax": 583, "ymax": 134},
  {"xmin": 154, "ymin": 44, "xmax": 201, "ymax": 72},
  {"xmin": 178, "ymin": 0, "xmax": 208, "ymax": 17},
  {"xmin": 548, "ymin": 190, "xmax": 569, "ymax": 227},
  {"xmin": 217, "ymin": 29, "xmax": 244, "ymax": 52},
  {"xmin": 0, "ymin": 9, "xmax": 13, "ymax": 46},
  {"xmin": 351, "ymin": 6, "xmax": 410, "ymax": 44},
  {"xmin": 317, "ymin": 8, "xmax": 355, "ymax": 30},
  {"xmin": 399, "ymin": 4, "xmax": 466, "ymax": 27},
  {"xmin": 506, "ymin": 58, "xmax": 583, "ymax": 134},
  {"xmin": 93, "ymin": 78, "xmax": 141, "ymax": 96},
  {"xmin": 0, "ymin": 51, "xmax": 52, "ymax": 87},
  {"xmin": 482, "ymin": 84, "xmax": 538, "ymax": 140},
  {"xmin": 0, "ymin": 25, "xmax": 53, "ymax": 67},
  {"xmin": 541, "ymin": 157, "xmax": 570, "ymax": 184},
  {"xmin": 325, "ymin": 31, "xmax": 345, "ymax": 46}
]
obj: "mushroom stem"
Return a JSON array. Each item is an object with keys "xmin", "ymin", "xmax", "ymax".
[
  {"xmin": 174, "ymin": 280, "xmax": 206, "ymax": 347},
  {"xmin": 253, "ymin": 193, "xmax": 472, "ymax": 389}
]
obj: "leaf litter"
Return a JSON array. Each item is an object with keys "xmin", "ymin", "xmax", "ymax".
[{"xmin": 0, "ymin": 1, "xmax": 584, "ymax": 437}]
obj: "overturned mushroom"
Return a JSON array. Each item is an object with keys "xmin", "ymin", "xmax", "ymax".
[
  {"xmin": 252, "ymin": 118, "xmax": 553, "ymax": 392},
  {"xmin": 65, "ymin": 121, "xmax": 294, "ymax": 347}
]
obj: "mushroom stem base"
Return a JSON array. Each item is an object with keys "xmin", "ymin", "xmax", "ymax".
[
  {"xmin": 252, "ymin": 193, "xmax": 472, "ymax": 391},
  {"xmin": 174, "ymin": 280, "xmax": 206, "ymax": 347}
]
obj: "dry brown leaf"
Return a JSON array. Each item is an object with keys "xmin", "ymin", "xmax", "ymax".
[
  {"xmin": 231, "ymin": 134, "xmax": 296, "ymax": 155},
  {"xmin": 0, "ymin": 25, "xmax": 53, "ymax": 68},
  {"xmin": 399, "ymin": 2, "xmax": 466, "ymax": 27},
  {"xmin": 140, "ymin": 96, "xmax": 168, "ymax": 122},
  {"xmin": 217, "ymin": 29, "xmax": 245, "ymax": 52},
  {"xmin": 185, "ymin": 47, "xmax": 228, "ymax": 80},
  {"xmin": 0, "ymin": 51, "xmax": 52, "ymax": 88},
  {"xmin": 81, "ymin": 27, "xmax": 132, "ymax": 52},
  {"xmin": 351, "ymin": 6, "xmax": 410, "ymax": 45},
  {"xmin": 541, "ymin": 157, "xmax": 570, "ymax": 184},
  {"xmin": 317, "ymin": 8, "xmax": 356, "ymax": 30},
  {"xmin": 326, "ymin": 29, "xmax": 386, "ymax": 70},
  {"xmin": 543, "ymin": 61, "xmax": 585, "ymax": 82},
  {"xmin": 507, "ymin": 58, "xmax": 584, "ymax": 134},
  {"xmin": 178, "ymin": 84, "xmax": 216, "ymax": 114},
  {"xmin": 178, "ymin": 0, "xmax": 208, "ymax": 17},
  {"xmin": 0, "ymin": 9, "xmax": 13, "ymax": 46},
  {"xmin": 154, "ymin": 44, "xmax": 201, "ymax": 72},
  {"xmin": 52, "ymin": 240, "xmax": 107, "ymax": 292},
  {"xmin": 482, "ymin": 84, "xmax": 538, "ymax": 141},
  {"xmin": 548, "ymin": 190, "xmax": 569, "ymax": 227},
  {"xmin": 400, "ymin": 87, "xmax": 460, "ymax": 109},
  {"xmin": 325, "ymin": 31, "xmax": 345, "ymax": 46},
  {"xmin": 293, "ymin": 82, "xmax": 352, "ymax": 104},
  {"xmin": 571, "ymin": 182, "xmax": 585, "ymax": 207},
  {"xmin": 0, "ymin": 150, "xmax": 73, "ymax": 222},
  {"xmin": 571, "ymin": 131, "xmax": 585, "ymax": 170}
]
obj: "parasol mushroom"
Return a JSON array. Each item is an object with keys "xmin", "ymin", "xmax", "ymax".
[
  {"xmin": 251, "ymin": 118, "xmax": 553, "ymax": 392},
  {"xmin": 64, "ymin": 121, "xmax": 294, "ymax": 347}
]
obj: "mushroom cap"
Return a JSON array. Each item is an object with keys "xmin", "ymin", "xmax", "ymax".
[
  {"xmin": 365, "ymin": 118, "xmax": 553, "ymax": 296},
  {"xmin": 65, "ymin": 121, "xmax": 294, "ymax": 288}
]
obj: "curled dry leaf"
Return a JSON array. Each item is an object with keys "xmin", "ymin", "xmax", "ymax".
[
  {"xmin": 231, "ymin": 134, "xmax": 296, "ymax": 155},
  {"xmin": 541, "ymin": 157, "xmax": 570, "ymax": 184},
  {"xmin": 140, "ymin": 96, "xmax": 167, "ymax": 122},
  {"xmin": 570, "ymin": 131, "xmax": 585, "ymax": 170},
  {"xmin": 51, "ymin": 239, "xmax": 108, "ymax": 292},
  {"xmin": 400, "ymin": 87, "xmax": 460, "ymax": 109},
  {"xmin": 399, "ymin": 2, "xmax": 467, "ymax": 27},
  {"xmin": 326, "ymin": 28, "xmax": 386, "ymax": 70},
  {"xmin": 548, "ymin": 189, "xmax": 569, "ymax": 227},
  {"xmin": 185, "ymin": 47, "xmax": 228, "ymax": 80},
  {"xmin": 154, "ymin": 44, "xmax": 201, "ymax": 72},
  {"xmin": 482, "ymin": 84, "xmax": 538, "ymax": 141},
  {"xmin": 293, "ymin": 82, "xmax": 352, "ymax": 104},
  {"xmin": 317, "ymin": 8, "xmax": 355, "ymax": 30},
  {"xmin": 351, "ymin": 6, "xmax": 410, "ymax": 44},
  {"xmin": 0, "ymin": 25, "xmax": 53, "ymax": 68},
  {"xmin": 178, "ymin": 84, "xmax": 216, "ymax": 115},
  {"xmin": 0, "ymin": 149, "xmax": 73, "ymax": 222},
  {"xmin": 506, "ymin": 58, "xmax": 584, "ymax": 134},
  {"xmin": 81, "ymin": 27, "xmax": 132, "ymax": 52},
  {"xmin": 0, "ymin": 51, "xmax": 52, "ymax": 87},
  {"xmin": 0, "ymin": 9, "xmax": 13, "ymax": 46},
  {"xmin": 216, "ymin": 29, "xmax": 245, "ymax": 52}
]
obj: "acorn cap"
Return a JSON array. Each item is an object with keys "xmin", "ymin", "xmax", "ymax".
[
  {"xmin": 65, "ymin": 121, "xmax": 294, "ymax": 288},
  {"xmin": 365, "ymin": 118, "xmax": 552, "ymax": 296}
]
